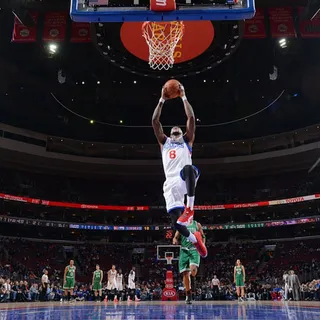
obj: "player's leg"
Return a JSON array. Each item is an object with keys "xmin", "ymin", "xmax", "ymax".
[
  {"xmin": 105, "ymin": 281, "xmax": 111, "ymax": 302},
  {"xmin": 189, "ymin": 250, "xmax": 200, "ymax": 300},
  {"xmin": 165, "ymin": 175, "xmax": 207, "ymax": 258},
  {"xmin": 93, "ymin": 289, "xmax": 97, "ymax": 301},
  {"xmin": 190, "ymin": 265, "xmax": 198, "ymax": 278},
  {"xmin": 63, "ymin": 289, "xmax": 68, "ymax": 302},
  {"xmin": 236, "ymin": 286, "xmax": 239, "ymax": 300},
  {"xmin": 169, "ymin": 208, "xmax": 207, "ymax": 258},
  {"xmin": 127, "ymin": 288, "xmax": 132, "ymax": 301},
  {"xmin": 183, "ymin": 271, "xmax": 192, "ymax": 304},
  {"xmin": 128, "ymin": 288, "xmax": 135, "ymax": 301},
  {"xmin": 99, "ymin": 289, "xmax": 102, "ymax": 301},
  {"xmin": 179, "ymin": 250, "xmax": 192, "ymax": 304},
  {"xmin": 63, "ymin": 279, "xmax": 71, "ymax": 302},
  {"xmin": 169, "ymin": 208, "xmax": 196, "ymax": 240},
  {"xmin": 93, "ymin": 282, "xmax": 97, "ymax": 301},
  {"xmin": 98, "ymin": 283, "xmax": 103, "ymax": 301},
  {"xmin": 241, "ymin": 286, "xmax": 245, "ymax": 300},
  {"xmin": 182, "ymin": 164, "xmax": 198, "ymax": 210},
  {"xmin": 177, "ymin": 165, "xmax": 198, "ymax": 226},
  {"xmin": 113, "ymin": 290, "xmax": 118, "ymax": 302},
  {"xmin": 70, "ymin": 288, "xmax": 74, "ymax": 302},
  {"xmin": 113, "ymin": 281, "xmax": 118, "ymax": 302}
]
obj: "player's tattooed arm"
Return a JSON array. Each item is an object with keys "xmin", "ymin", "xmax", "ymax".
[
  {"xmin": 180, "ymin": 85, "xmax": 195, "ymax": 145},
  {"xmin": 197, "ymin": 222, "xmax": 205, "ymax": 244},
  {"xmin": 152, "ymin": 88, "xmax": 167, "ymax": 145}
]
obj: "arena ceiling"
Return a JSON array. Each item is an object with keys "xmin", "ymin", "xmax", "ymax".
[{"xmin": 1, "ymin": 0, "xmax": 320, "ymax": 144}]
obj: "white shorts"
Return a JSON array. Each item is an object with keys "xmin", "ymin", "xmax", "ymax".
[
  {"xmin": 117, "ymin": 284, "xmax": 123, "ymax": 291},
  {"xmin": 107, "ymin": 280, "xmax": 117, "ymax": 290},
  {"xmin": 163, "ymin": 166, "xmax": 199, "ymax": 212},
  {"xmin": 128, "ymin": 283, "xmax": 135, "ymax": 290}
]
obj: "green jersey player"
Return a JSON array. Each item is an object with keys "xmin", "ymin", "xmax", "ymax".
[
  {"xmin": 234, "ymin": 259, "xmax": 246, "ymax": 302},
  {"xmin": 173, "ymin": 220, "xmax": 205, "ymax": 304},
  {"xmin": 63, "ymin": 260, "xmax": 76, "ymax": 302},
  {"xmin": 92, "ymin": 264, "xmax": 103, "ymax": 302}
]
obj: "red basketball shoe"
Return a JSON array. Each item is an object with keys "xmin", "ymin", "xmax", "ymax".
[
  {"xmin": 194, "ymin": 231, "xmax": 207, "ymax": 258},
  {"xmin": 177, "ymin": 207, "xmax": 194, "ymax": 226}
]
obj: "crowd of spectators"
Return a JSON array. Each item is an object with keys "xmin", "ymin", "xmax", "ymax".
[
  {"xmin": 0, "ymin": 238, "xmax": 319, "ymax": 303},
  {"xmin": 0, "ymin": 167, "xmax": 320, "ymax": 303},
  {"xmin": 1, "ymin": 274, "xmax": 319, "ymax": 303}
]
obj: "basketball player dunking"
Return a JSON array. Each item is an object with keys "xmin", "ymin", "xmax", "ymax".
[{"xmin": 152, "ymin": 83, "xmax": 207, "ymax": 258}]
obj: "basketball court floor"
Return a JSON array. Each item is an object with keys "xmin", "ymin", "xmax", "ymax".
[{"xmin": 0, "ymin": 301, "xmax": 319, "ymax": 320}]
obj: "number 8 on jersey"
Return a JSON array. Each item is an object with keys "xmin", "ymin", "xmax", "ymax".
[{"xmin": 169, "ymin": 150, "xmax": 176, "ymax": 159}]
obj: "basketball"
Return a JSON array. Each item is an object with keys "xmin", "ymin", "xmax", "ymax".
[{"xmin": 163, "ymin": 79, "xmax": 181, "ymax": 99}]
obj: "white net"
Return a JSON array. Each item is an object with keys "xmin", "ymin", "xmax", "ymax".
[{"xmin": 142, "ymin": 21, "xmax": 184, "ymax": 71}]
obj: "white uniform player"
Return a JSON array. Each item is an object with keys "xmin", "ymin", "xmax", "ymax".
[
  {"xmin": 127, "ymin": 268, "xmax": 140, "ymax": 302},
  {"xmin": 162, "ymin": 136, "xmax": 199, "ymax": 212},
  {"xmin": 107, "ymin": 268, "xmax": 117, "ymax": 290},
  {"xmin": 128, "ymin": 269, "xmax": 135, "ymax": 290},
  {"xmin": 116, "ymin": 273, "xmax": 124, "ymax": 291},
  {"xmin": 283, "ymin": 272, "xmax": 289, "ymax": 300},
  {"xmin": 151, "ymin": 83, "xmax": 207, "ymax": 258}
]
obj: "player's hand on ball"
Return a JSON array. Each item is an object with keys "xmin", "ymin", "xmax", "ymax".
[
  {"xmin": 161, "ymin": 87, "xmax": 168, "ymax": 101},
  {"xmin": 179, "ymin": 84, "xmax": 186, "ymax": 98}
]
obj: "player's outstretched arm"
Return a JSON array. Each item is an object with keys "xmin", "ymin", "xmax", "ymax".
[
  {"xmin": 180, "ymin": 85, "xmax": 195, "ymax": 145},
  {"xmin": 197, "ymin": 222, "xmax": 206, "ymax": 244},
  {"xmin": 152, "ymin": 88, "xmax": 167, "ymax": 145},
  {"xmin": 173, "ymin": 230, "xmax": 180, "ymax": 244}
]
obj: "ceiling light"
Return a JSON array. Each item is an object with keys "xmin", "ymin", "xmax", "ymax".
[{"xmin": 48, "ymin": 43, "xmax": 58, "ymax": 54}]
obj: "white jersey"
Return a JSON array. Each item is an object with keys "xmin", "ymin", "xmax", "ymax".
[
  {"xmin": 212, "ymin": 278, "xmax": 220, "ymax": 286},
  {"xmin": 116, "ymin": 274, "xmax": 123, "ymax": 290},
  {"xmin": 128, "ymin": 270, "xmax": 135, "ymax": 289},
  {"xmin": 162, "ymin": 137, "xmax": 192, "ymax": 179},
  {"xmin": 109, "ymin": 269, "xmax": 117, "ymax": 281},
  {"xmin": 42, "ymin": 274, "xmax": 49, "ymax": 284},
  {"xmin": 107, "ymin": 269, "xmax": 117, "ymax": 290}
]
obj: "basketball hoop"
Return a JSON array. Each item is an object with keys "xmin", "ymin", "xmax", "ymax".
[
  {"xmin": 142, "ymin": 21, "xmax": 185, "ymax": 71},
  {"xmin": 166, "ymin": 256, "xmax": 173, "ymax": 265},
  {"xmin": 165, "ymin": 251, "xmax": 174, "ymax": 265}
]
